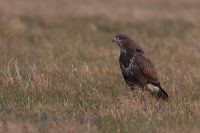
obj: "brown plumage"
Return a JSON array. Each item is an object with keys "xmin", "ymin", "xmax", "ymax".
[{"xmin": 112, "ymin": 33, "xmax": 168, "ymax": 100}]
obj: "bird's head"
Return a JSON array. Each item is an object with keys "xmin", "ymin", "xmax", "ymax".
[{"xmin": 112, "ymin": 33, "xmax": 133, "ymax": 48}]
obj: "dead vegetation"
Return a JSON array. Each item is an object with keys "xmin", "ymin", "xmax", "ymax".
[{"xmin": 0, "ymin": 0, "xmax": 200, "ymax": 133}]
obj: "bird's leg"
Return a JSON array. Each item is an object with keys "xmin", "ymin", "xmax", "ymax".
[
  {"xmin": 126, "ymin": 81, "xmax": 136, "ymax": 91},
  {"xmin": 141, "ymin": 86, "xmax": 146, "ymax": 92},
  {"xmin": 129, "ymin": 86, "xmax": 135, "ymax": 91}
]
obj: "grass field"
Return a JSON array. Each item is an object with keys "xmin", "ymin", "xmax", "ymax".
[{"xmin": 0, "ymin": 0, "xmax": 200, "ymax": 133}]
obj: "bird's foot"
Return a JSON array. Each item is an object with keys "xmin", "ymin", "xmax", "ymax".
[{"xmin": 129, "ymin": 87, "xmax": 135, "ymax": 91}]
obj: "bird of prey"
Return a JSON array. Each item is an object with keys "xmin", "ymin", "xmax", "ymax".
[{"xmin": 112, "ymin": 33, "xmax": 168, "ymax": 100}]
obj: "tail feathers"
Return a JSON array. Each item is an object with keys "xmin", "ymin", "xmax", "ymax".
[
  {"xmin": 156, "ymin": 87, "xmax": 168, "ymax": 100},
  {"xmin": 147, "ymin": 83, "xmax": 168, "ymax": 100}
]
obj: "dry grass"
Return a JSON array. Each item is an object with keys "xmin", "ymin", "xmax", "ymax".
[{"xmin": 0, "ymin": 0, "xmax": 200, "ymax": 133}]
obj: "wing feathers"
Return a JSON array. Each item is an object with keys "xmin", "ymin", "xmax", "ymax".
[{"xmin": 135, "ymin": 53, "xmax": 158, "ymax": 82}]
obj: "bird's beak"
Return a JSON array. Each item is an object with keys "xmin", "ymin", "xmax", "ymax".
[{"xmin": 112, "ymin": 37, "xmax": 117, "ymax": 43}]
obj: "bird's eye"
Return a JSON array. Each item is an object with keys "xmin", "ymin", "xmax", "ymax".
[{"xmin": 118, "ymin": 37, "xmax": 122, "ymax": 40}]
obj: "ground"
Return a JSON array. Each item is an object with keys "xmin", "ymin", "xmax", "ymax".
[{"xmin": 0, "ymin": 0, "xmax": 200, "ymax": 133}]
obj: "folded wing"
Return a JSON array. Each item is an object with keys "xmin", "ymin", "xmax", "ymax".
[{"xmin": 135, "ymin": 53, "xmax": 158, "ymax": 83}]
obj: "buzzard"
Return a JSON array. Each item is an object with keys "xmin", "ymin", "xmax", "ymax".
[{"xmin": 112, "ymin": 33, "xmax": 168, "ymax": 100}]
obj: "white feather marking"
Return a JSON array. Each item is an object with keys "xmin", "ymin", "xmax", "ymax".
[
  {"xmin": 147, "ymin": 83, "xmax": 159, "ymax": 92},
  {"xmin": 121, "ymin": 57, "xmax": 138, "ymax": 76}
]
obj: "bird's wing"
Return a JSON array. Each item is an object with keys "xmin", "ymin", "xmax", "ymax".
[{"xmin": 135, "ymin": 53, "xmax": 159, "ymax": 83}]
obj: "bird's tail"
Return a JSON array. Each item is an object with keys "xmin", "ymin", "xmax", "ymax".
[
  {"xmin": 156, "ymin": 86, "xmax": 168, "ymax": 100},
  {"xmin": 147, "ymin": 82, "xmax": 168, "ymax": 100}
]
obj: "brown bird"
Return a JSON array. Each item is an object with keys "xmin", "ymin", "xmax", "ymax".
[{"xmin": 112, "ymin": 33, "xmax": 168, "ymax": 100}]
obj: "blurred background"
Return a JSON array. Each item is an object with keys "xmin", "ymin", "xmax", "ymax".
[
  {"xmin": 0, "ymin": 0, "xmax": 200, "ymax": 133},
  {"xmin": 0, "ymin": 0, "xmax": 200, "ymax": 22}
]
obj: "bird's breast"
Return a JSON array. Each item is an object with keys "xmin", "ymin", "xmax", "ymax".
[{"xmin": 120, "ymin": 56, "xmax": 139, "ymax": 76}]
